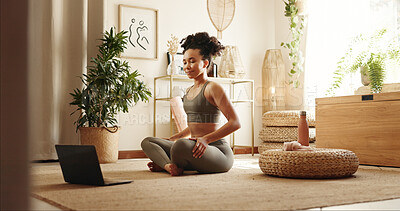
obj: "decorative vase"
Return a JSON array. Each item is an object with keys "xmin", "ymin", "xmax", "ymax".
[
  {"xmin": 360, "ymin": 66, "xmax": 371, "ymax": 86},
  {"xmin": 167, "ymin": 53, "xmax": 179, "ymax": 75},
  {"xmin": 79, "ymin": 127, "xmax": 120, "ymax": 163}
]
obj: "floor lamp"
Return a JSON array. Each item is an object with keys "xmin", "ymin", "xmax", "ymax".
[{"xmin": 262, "ymin": 49, "xmax": 286, "ymax": 113}]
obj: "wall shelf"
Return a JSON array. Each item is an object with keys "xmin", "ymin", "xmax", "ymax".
[{"xmin": 153, "ymin": 75, "xmax": 255, "ymax": 155}]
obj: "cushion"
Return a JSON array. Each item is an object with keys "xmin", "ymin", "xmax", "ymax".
[
  {"xmin": 258, "ymin": 127, "xmax": 316, "ymax": 143},
  {"xmin": 259, "ymin": 148, "xmax": 359, "ymax": 178},
  {"xmin": 262, "ymin": 110, "xmax": 316, "ymax": 127}
]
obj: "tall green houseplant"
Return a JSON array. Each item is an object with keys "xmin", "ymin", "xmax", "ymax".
[
  {"xmin": 70, "ymin": 27, "xmax": 152, "ymax": 131},
  {"xmin": 281, "ymin": 0, "xmax": 306, "ymax": 88},
  {"xmin": 327, "ymin": 28, "xmax": 400, "ymax": 95}
]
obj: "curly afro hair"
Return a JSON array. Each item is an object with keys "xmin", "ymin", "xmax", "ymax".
[{"xmin": 180, "ymin": 32, "xmax": 225, "ymax": 70}]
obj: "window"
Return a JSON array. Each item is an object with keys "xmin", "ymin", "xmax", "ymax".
[{"xmin": 304, "ymin": 0, "xmax": 400, "ymax": 109}]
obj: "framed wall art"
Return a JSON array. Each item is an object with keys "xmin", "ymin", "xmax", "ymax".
[{"xmin": 118, "ymin": 5, "xmax": 158, "ymax": 60}]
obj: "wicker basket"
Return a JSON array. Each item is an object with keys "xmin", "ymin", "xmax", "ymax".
[
  {"xmin": 259, "ymin": 148, "xmax": 359, "ymax": 178},
  {"xmin": 258, "ymin": 127, "xmax": 316, "ymax": 143},
  {"xmin": 262, "ymin": 110, "xmax": 316, "ymax": 127},
  {"xmin": 258, "ymin": 142, "xmax": 316, "ymax": 154},
  {"xmin": 79, "ymin": 127, "xmax": 120, "ymax": 164}
]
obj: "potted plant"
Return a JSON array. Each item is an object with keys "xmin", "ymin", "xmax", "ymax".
[
  {"xmin": 70, "ymin": 27, "xmax": 152, "ymax": 163},
  {"xmin": 281, "ymin": 0, "xmax": 306, "ymax": 88},
  {"xmin": 327, "ymin": 28, "xmax": 400, "ymax": 95}
]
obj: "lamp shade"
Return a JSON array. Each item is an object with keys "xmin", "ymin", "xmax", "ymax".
[
  {"xmin": 262, "ymin": 49, "xmax": 286, "ymax": 112},
  {"xmin": 218, "ymin": 45, "xmax": 245, "ymax": 79}
]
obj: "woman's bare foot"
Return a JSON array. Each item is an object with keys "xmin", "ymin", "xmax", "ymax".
[
  {"xmin": 147, "ymin": 162, "xmax": 164, "ymax": 172},
  {"xmin": 164, "ymin": 163, "xmax": 184, "ymax": 176}
]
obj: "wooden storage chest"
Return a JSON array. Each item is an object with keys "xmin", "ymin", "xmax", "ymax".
[{"xmin": 316, "ymin": 92, "xmax": 400, "ymax": 167}]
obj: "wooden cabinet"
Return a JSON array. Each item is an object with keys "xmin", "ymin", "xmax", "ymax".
[
  {"xmin": 153, "ymin": 75, "xmax": 255, "ymax": 155},
  {"xmin": 316, "ymin": 92, "xmax": 400, "ymax": 167}
]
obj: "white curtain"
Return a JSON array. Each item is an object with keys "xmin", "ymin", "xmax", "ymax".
[
  {"xmin": 28, "ymin": 0, "xmax": 88, "ymax": 160},
  {"xmin": 304, "ymin": 0, "xmax": 400, "ymax": 111}
]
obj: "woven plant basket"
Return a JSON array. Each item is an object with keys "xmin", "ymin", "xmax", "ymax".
[
  {"xmin": 258, "ymin": 142, "xmax": 316, "ymax": 154},
  {"xmin": 258, "ymin": 127, "xmax": 316, "ymax": 143},
  {"xmin": 262, "ymin": 110, "xmax": 316, "ymax": 127},
  {"xmin": 79, "ymin": 127, "xmax": 120, "ymax": 164},
  {"xmin": 259, "ymin": 148, "xmax": 359, "ymax": 178}
]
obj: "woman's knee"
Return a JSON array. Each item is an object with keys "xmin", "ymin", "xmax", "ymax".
[
  {"xmin": 141, "ymin": 136, "xmax": 154, "ymax": 150},
  {"xmin": 170, "ymin": 139, "xmax": 193, "ymax": 168},
  {"xmin": 171, "ymin": 139, "xmax": 193, "ymax": 154}
]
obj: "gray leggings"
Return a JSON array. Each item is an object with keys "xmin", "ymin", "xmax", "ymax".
[{"xmin": 141, "ymin": 137, "xmax": 234, "ymax": 173}]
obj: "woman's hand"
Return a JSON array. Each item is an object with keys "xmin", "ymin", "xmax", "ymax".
[
  {"xmin": 164, "ymin": 127, "xmax": 191, "ymax": 142},
  {"xmin": 191, "ymin": 137, "xmax": 209, "ymax": 158}
]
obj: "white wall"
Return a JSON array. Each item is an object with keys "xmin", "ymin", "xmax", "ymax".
[{"xmin": 104, "ymin": 0, "xmax": 276, "ymax": 150}]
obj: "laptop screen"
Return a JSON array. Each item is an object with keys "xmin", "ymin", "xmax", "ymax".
[{"xmin": 55, "ymin": 145, "xmax": 105, "ymax": 185}]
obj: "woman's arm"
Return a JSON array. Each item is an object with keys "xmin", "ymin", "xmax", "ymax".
[
  {"xmin": 202, "ymin": 82, "xmax": 241, "ymax": 143},
  {"xmin": 168, "ymin": 127, "xmax": 191, "ymax": 141},
  {"xmin": 192, "ymin": 82, "xmax": 240, "ymax": 158}
]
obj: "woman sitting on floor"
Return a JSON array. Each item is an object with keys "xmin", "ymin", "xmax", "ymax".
[{"xmin": 141, "ymin": 32, "xmax": 241, "ymax": 176}]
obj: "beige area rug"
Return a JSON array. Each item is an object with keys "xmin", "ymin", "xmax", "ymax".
[{"xmin": 31, "ymin": 155, "xmax": 400, "ymax": 210}]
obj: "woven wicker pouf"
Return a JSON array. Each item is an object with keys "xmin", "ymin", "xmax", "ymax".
[
  {"xmin": 262, "ymin": 110, "xmax": 316, "ymax": 127},
  {"xmin": 259, "ymin": 127, "xmax": 316, "ymax": 143},
  {"xmin": 259, "ymin": 149, "xmax": 359, "ymax": 178}
]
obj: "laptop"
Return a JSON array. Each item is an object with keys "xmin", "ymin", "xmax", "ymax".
[{"xmin": 55, "ymin": 145, "xmax": 132, "ymax": 186}]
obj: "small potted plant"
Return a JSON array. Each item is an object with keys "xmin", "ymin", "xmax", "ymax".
[
  {"xmin": 70, "ymin": 27, "xmax": 152, "ymax": 163},
  {"xmin": 327, "ymin": 28, "xmax": 400, "ymax": 95}
]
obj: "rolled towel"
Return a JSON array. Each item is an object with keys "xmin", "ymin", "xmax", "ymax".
[
  {"xmin": 283, "ymin": 141, "xmax": 313, "ymax": 151},
  {"xmin": 170, "ymin": 96, "xmax": 188, "ymax": 132}
]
